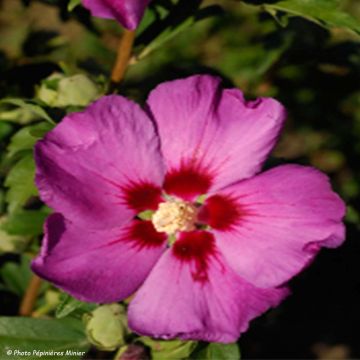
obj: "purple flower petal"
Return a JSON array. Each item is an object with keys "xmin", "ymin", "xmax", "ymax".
[
  {"xmin": 128, "ymin": 231, "xmax": 288, "ymax": 343},
  {"xmin": 209, "ymin": 164, "xmax": 346, "ymax": 288},
  {"xmin": 32, "ymin": 214, "xmax": 167, "ymax": 302},
  {"xmin": 35, "ymin": 95, "xmax": 164, "ymax": 230},
  {"xmin": 146, "ymin": 75, "xmax": 286, "ymax": 200},
  {"xmin": 82, "ymin": 0, "xmax": 150, "ymax": 30}
]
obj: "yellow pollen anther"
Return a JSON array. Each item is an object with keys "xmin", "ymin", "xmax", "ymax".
[{"xmin": 152, "ymin": 201, "xmax": 198, "ymax": 235}]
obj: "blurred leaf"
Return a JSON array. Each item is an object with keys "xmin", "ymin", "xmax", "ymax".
[
  {"xmin": 0, "ymin": 217, "xmax": 27, "ymax": 254},
  {"xmin": 7, "ymin": 122, "xmax": 53, "ymax": 159},
  {"xmin": 0, "ymin": 190, "xmax": 4, "ymax": 214},
  {"xmin": 310, "ymin": 149, "xmax": 345, "ymax": 172},
  {"xmin": 194, "ymin": 342, "xmax": 241, "ymax": 360},
  {"xmin": 137, "ymin": 16, "xmax": 198, "ymax": 60},
  {"xmin": 0, "ymin": 108, "xmax": 37, "ymax": 125},
  {"xmin": 345, "ymin": 205, "xmax": 360, "ymax": 226},
  {"xmin": 139, "ymin": 337, "xmax": 197, "ymax": 360},
  {"xmin": 4, "ymin": 154, "xmax": 37, "ymax": 213},
  {"xmin": 68, "ymin": 0, "xmax": 82, "ymax": 12},
  {"xmin": 0, "ymin": 122, "xmax": 13, "ymax": 141},
  {"xmin": 33, "ymin": 290, "xmax": 62, "ymax": 318},
  {"xmin": 246, "ymin": 0, "xmax": 360, "ymax": 35},
  {"xmin": 136, "ymin": 0, "xmax": 222, "ymax": 60},
  {"xmin": 0, "ymin": 208, "xmax": 50, "ymax": 236},
  {"xmin": 56, "ymin": 294, "xmax": 96, "ymax": 319},
  {"xmin": 0, "ymin": 99, "xmax": 54, "ymax": 124},
  {"xmin": 0, "ymin": 255, "xmax": 32, "ymax": 296},
  {"xmin": 0, "ymin": 317, "xmax": 89, "ymax": 357}
]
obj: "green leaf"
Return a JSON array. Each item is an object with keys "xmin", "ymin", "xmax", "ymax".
[
  {"xmin": 0, "ymin": 317, "xmax": 89, "ymax": 358},
  {"xmin": 0, "ymin": 98, "xmax": 54, "ymax": 124},
  {"xmin": 32, "ymin": 290, "xmax": 62, "ymax": 318},
  {"xmin": 246, "ymin": 0, "xmax": 360, "ymax": 35},
  {"xmin": 0, "ymin": 209, "xmax": 50, "ymax": 236},
  {"xmin": 68, "ymin": 0, "xmax": 82, "ymax": 11},
  {"xmin": 0, "ymin": 122, "xmax": 13, "ymax": 141},
  {"xmin": 4, "ymin": 154, "xmax": 37, "ymax": 213},
  {"xmin": 194, "ymin": 343, "xmax": 241, "ymax": 360},
  {"xmin": 0, "ymin": 217, "xmax": 27, "ymax": 254},
  {"xmin": 136, "ymin": 1, "xmax": 221, "ymax": 60},
  {"xmin": 56, "ymin": 294, "xmax": 96, "ymax": 319},
  {"xmin": 0, "ymin": 255, "xmax": 32, "ymax": 296},
  {"xmin": 139, "ymin": 338, "xmax": 197, "ymax": 360},
  {"xmin": 7, "ymin": 122, "xmax": 53, "ymax": 159}
]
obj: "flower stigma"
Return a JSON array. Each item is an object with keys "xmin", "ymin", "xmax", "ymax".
[{"xmin": 152, "ymin": 200, "xmax": 198, "ymax": 235}]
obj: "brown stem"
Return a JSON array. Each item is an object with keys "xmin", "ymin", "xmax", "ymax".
[
  {"xmin": 19, "ymin": 275, "xmax": 42, "ymax": 316},
  {"xmin": 110, "ymin": 29, "xmax": 136, "ymax": 90}
]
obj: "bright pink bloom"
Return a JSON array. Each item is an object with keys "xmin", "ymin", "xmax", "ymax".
[
  {"xmin": 32, "ymin": 75, "xmax": 345, "ymax": 343},
  {"xmin": 82, "ymin": 0, "xmax": 149, "ymax": 29}
]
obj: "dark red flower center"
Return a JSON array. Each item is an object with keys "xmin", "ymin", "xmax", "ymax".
[
  {"xmin": 122, "ymin": 181, "xmax": 162, "ymax": 212},
  {"xmin": 173, "ymin": 231, "xmax": 217, "ymax": 282},
  {"xmin": 198, "ymin": 194, "xmax": 241, "ymax": 231},
  {"xmin": 120, "ymin": 176, "xmax": 243, "ymax": 273},
  {"xmin": 163, "ymin": 162, "xmax": 213, "ymax": 201}
]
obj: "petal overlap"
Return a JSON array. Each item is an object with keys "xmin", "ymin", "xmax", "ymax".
[
  {"xmin": 211, "ymin": 165, "xmax": 346, "ymax": 288},
  {"xmin": 32, "ymin": 214, "xmax": 167, "ymax": 303}
]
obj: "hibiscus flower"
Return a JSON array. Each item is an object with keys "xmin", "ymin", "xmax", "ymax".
[
  {"xmin": 82, "ymin": 0, "xmax": 149, "ymax": 29},
  {"xmin": 32, "ymin": 75, "xmax": 345, "ymax": 343}
]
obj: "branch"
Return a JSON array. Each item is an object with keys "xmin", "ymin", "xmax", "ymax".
[
  {"xmin": 110, "ymin": 29, "xmax": 136, "ymax": 90},
  {"xmin": 19, "ymin": 275, "xmax": 42, "ymax": 316}
]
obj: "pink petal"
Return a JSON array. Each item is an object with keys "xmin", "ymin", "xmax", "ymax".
[
  {"xmin": 32, "ymin": 214, "xmax": 167, "ymax": 302},
  {"xmin": 147, "ymin": 75, "xmax": 286, "ymax": 199},
  {"xmin": 210, "ymin": 164, "xmax": 346, "ymax": 288},
  {"xmin": 82, "ymin": 0, "xmax": 116, "ymax": 19},
  {"xmin": 82, "ymin": 0, "xmax": 149, "ymax": 30},
  {"xmin": 35, "ymin": 95, "xmax": 164, "ymax": 229},
  {"xmin": 128, "ymin": 231, "xmax": 288, "ymax": 343}
]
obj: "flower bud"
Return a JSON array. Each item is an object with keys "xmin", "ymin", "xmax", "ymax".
[
  {"xmin": 139, "ymin": 337, "xmax": 197, "ymax": 360},
  {"xmin": 84, "ymin": 303, "xmax": 128, "ymax": 351},
  {"xmin": 37, "ymin": 73, "xmax": 100, "ymax": 108}
]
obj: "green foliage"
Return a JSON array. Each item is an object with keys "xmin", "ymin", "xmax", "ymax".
[
  {"xmin": 139, "ymin": 337, "xmax": 197, "ymax": 360},
  {"xmin": 0, "ymin": 255, "xmax": 32, "ymax": 295},
  {"xmin": 0, "ymin": 217, "xmax": 26, "ymax": 253},
  {"xmin": 0, "ymin": 317, "xmax": 89, "ymax": 358},
  {"xmin": 194, "ymin": 342, "xmax": 241, "ymax": 360},
  {"xmin": 0, "ymin": 209, "xmax": 50, "ymax": 236},
  {"xmin": 136, "ymin": 0, "xmax": 222, "ymax": 60},
  {"xmin": 4, "ymin": 154, "xmax": 37, "ymax": 214},
  {"xmin": 56, "ymin": 294, "xmax": 97, "ymax": 319},
  {"xmin": 37, "ymin": 73, "xmax": 101, "ymax": 108},
  {"xmin": 67, "ymin": 0, "xmax": 81, "ymax": 12},
  {"xmin": 0, "ymin": 99, "xmax": 54, "ymax": 124},
  {"xmin": 6, "ymin": 122, "xmax": 53, "ymax": 159},
  {"xmin": 245, "ymin": 0, "xmax": 360, "ymax": 34}
]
